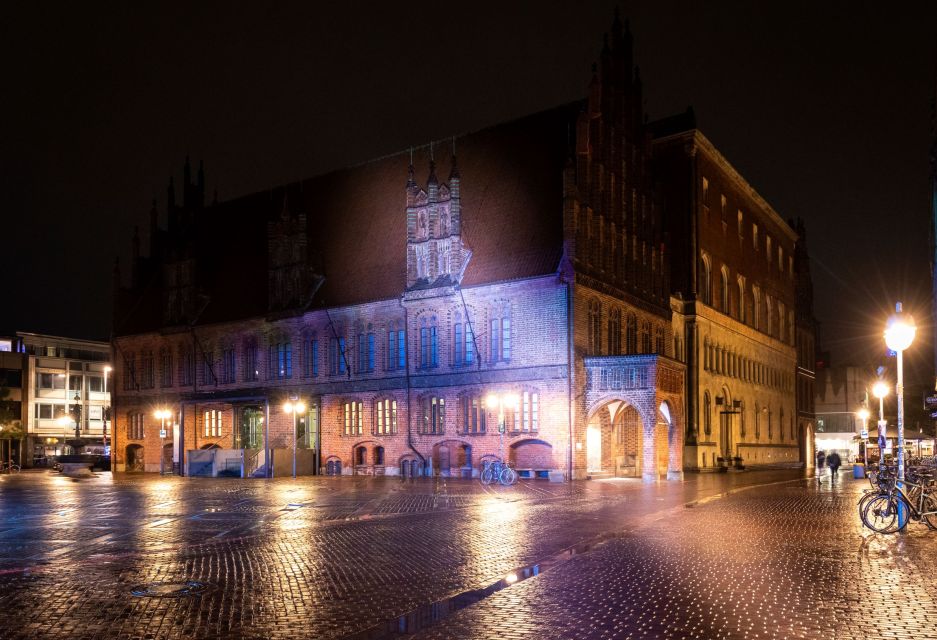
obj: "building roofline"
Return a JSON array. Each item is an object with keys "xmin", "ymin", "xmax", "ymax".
[
  {"xmin": 16, "ymin": 332, "xmax": 110, "ymax": 350},
  {"xmin": 653, "ymin": 129, "xmax": 798, "ymax": 243}
]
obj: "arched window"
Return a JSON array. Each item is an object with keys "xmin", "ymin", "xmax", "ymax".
[
  {"xmin": 302, "ymin": 330, "xmax": 319, "ymax": 378},
  {"xmin": 703, "ymin": 392, "xmax": 712, "ymax": 435},
  {"xmin": 357, "ymin": 324, "xmax": 375, "ymax": 373},
  {"xmin": 421, "ymin": 395, "xmax": 445, "ymax": 435},
  {"xmin": 452, "ymin": 310, "xmax": 476, "ymax": 367},
  {"xmin": 374, "ymin": 397, "xmax": 397, "ymax": 435},
  {"xmin": 719, "ymin": 267, "xmax": 730, "ymax": 313},
  {"xmin": 752, "ymin": 287, "xmax": 762, "ymax": 331},
  {"xmin": 700, "ymin": 253, "xmax": 712, "ymax": 306},
  {"xmin": 640, "ymin": 321, "xmax": 651, "ymax": 353},
  {"xmin": 654, "ymin": 326, "xmax": 664, "ymax": 355},
  {"xmin": 489, "ymin": 304, "xmax": 512, "ymax": 362},
  {"xmin": 626, "ymin": 314, "xmax": 637, "ymax": 353},
  {"xmin": 460, "ymin": 394, "xmax": 487, "ymax": 434},
  {"xmin": 419, "ymin": 315, "xmax": 439, "ymax": 368},
  {"xmin": 588, "ymin": 299, "xmax": 602, "ymax": 355},
  {"xmin": 343, "ymin": 399, "xmax": 363, "ymax": 436},
  {"xmin": 737, "ymin": 276, "xmax": 746, "ymax": 323},
  {"xmin": 766, "ymin": 296, "xmax": 774, "ymax": 336},
  {"xmin": 608, "ymin": 308, "xmax": 621, "ymax": 355},
  {"xmin": 387, "ymin": 320, "xmax": 406, "ymax": 371}
]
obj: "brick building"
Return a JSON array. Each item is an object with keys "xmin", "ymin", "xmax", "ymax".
[
  {"xmin": 112, "ymin": 18, "xmax": 686, "ymax": 481},
  {"xmin": 652, "ymin": 113, "xmax": 805, "ymax": 470}
]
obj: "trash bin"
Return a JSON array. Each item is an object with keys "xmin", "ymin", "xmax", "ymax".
[{"xmin": 853, "ymin": 464, "xmax": 866, "ymax": 479}]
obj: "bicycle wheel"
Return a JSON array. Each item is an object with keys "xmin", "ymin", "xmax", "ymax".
[
  {"xmin": 861, "ymin": 494, "xmax": 900, "ymax": 533},
  {"xmin": 499, "ymin": 466, "xmax": 517, "ymax": 486},
  {"xmin": 857, "ymin": 492, "xmax": 879, "ymax": 520},
  {"xmin": 10, "ymin": 464, "xmax": 19, "ymax": 474},
  {"xmin": 921, "ymin": 493, "xmax": 937, "ymax": 530},
  {"xmin": 480, "ymin": 466, "xmax": 494, "ymax": 485}
]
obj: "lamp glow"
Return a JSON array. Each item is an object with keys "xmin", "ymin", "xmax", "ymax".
[
  {"xmin": 856, "ymin": 408, "xmax": 870, "ymax": 422},
  {"xmin": 884, "ymin": 310, "xmax": 916, "ymax": 352},
  {"xmin": 871, "ymin": 381, "xmax": 889, "ymax": 399}
]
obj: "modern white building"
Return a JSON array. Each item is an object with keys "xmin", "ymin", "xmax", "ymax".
[{"xmin": 1, "ymin": 333, "xmax": 111, "ymax": 465}]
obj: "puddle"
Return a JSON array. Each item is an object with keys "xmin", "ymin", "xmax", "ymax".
[
  {"xmin": 130, "ymin": 581, "xmax": 211, "ymax": 598},
  {"xmin": 345, "ymin": 531, "xmax": 629, "ymax": 639}
]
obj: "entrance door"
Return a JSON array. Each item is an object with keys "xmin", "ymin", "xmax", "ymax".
[
  {"xmin": 720, "ymin": 412, "xmax": 732, "ymax": 458},
  {"xmin": 587, "ymin": 423, "xmax": 601, "ymax": 472}
]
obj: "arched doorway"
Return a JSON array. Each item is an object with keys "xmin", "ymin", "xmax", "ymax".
[
  {"xmin": 125, "ymin": 444, "xmax": 144, "ymax": 472},
  {"xmin": 588, "ymin": 401, "xmax": 643, "ymax": 477},
  {"xmin": 162, "ymin": 443, "xmax": 174, "ymax": 474}
]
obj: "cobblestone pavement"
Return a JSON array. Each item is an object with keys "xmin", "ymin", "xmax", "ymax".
[{"xmin": 0, "ymin": 469, "xmax": 929, "ymax": 639}]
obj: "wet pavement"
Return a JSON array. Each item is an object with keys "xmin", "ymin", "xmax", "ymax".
[{"xmin": 0, "ymin": 469, "xmax": 933, "ymax": 639}]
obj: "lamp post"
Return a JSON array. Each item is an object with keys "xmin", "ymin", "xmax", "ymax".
[
  {"xmin": 486, "ymin": 392, "xmax": 519, "ymax": 463},
  {"xmin": 103, "ymin": 366, "xmax": 111, "ymax": 459},
  {"xmin": 283, "ymin": 398, "xmax": 306, "ymax": 479},
  {"xmin": 884, "ymin": 302, "xmax": 915, "ymax": 526},
  {"xmin": 871, "ymin": 380, "xmax": 889, "ymax": 472},
  {"xmin": 155, "ymin": 409, "xmax": 171, "ymax": 475},
  {"xmin": 856, "ymin": 407, "xmax": 870, "ymax": 470}
]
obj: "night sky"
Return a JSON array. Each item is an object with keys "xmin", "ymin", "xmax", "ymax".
[{"xmin": 4, "ymin": 1, "xmax": 936, "ymax": 384}]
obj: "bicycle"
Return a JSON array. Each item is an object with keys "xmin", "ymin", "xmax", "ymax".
[
  {"xmin": 480, "ymin": 459, "xmax": 517, "ymax": 486},
  {"xmin": 0, "ymin": 461, "xmax": 20, "ymax": 474},
  {"xmin": 861, "ymin": 468, "xmax": 937, "ymax": 533}
]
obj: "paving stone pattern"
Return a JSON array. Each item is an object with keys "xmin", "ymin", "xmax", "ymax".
[{"xmin": 0, "ymin": 470, "xmax": 932, "ymax": 639}]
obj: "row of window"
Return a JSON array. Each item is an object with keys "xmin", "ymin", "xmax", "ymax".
[
  {"xmin": 36, "ymin": 372, "xmax": 105, "ymax": 392},
  {"xmin": 701, "ymin": 392, "xmax": 795, "ymax": 442},
  {"xmin": 702, "ymin": 177, "xmax": 794, "ymax": 280},
  {"xmin": 700, "ymin": 253, "xmax": 795, "ymax": 345},
  {"xmin": 587, "ymin": 300, "xmax": 667, "ymax": 357},
  {"xmin": 122, "ymin": 313, "xmax": 513, "ymax": 391},
  {"xmin": 703, "ymin": 341, "xmax": 793, "ymax": 392}
]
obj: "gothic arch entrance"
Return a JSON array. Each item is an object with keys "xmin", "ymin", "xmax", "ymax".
[{"xmin": 587, "ymin": 401, "xmax": 643, "ymax": 477}]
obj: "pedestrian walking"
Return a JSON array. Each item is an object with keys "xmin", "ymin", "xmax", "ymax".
[
  {"xmin": 816, "ymin": 450, "xmax": 826, "ymax": 482},
  {"xmin": 827, "ymin": 451, "xmax": 842, "ymax": 477}
]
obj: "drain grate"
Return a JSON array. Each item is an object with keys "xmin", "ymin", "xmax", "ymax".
[{"xmin": 130, "ymin": 581, "xmax": 211, "ymax": 598}]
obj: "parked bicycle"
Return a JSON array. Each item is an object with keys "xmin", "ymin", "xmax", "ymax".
[
  {"xmin": 480, "ymin": 459, "xmax": 517, "ymax": 486},
  {"xmin": 860, "ymin": 465, "xmax": 937, "ymax": 533},
  {"xmin": 0, "ymin": 461, "xmax": 20, "ymax": 474}
]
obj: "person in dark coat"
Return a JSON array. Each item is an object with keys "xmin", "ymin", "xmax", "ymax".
[
  {"xmin": 827, "ymin": 451, "xmax": 842, "ymax": 476},
  {"xmin": 816, "ymin": 450, "xmax": 826, "ymax": 481}
]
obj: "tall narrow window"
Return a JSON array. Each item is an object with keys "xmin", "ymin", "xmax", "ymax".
[
  {"xmin": 700, "ymin": 253, "xmax": 712, "ymax": 306},
  {"xmin": 454, "ymin": 320, "xmax": 464, "ymax": 365},
  {"xmin": 268, "ymin": 342, "xmax": 292, "ymax": 379},
  {"xmin": 122, "ymin": 353, "xmax": 136, "ymax": 391},
  {"xmin": 128, "ymin": 412, "xmax": 145, "ymax": 440},
  {"xmin": 159, "ymin": 348, "xmax": 173, "ymax": 388},
  {"xmin": 461, "ymin": 395, "xmax": 486, "ymax": 434},
  {"xmin": 374, "ymin": 398, "xmax": 397, "ymax": 435},
  {"xmin": 518, "ymin": 391, "xmax": 539, "ymax": 432},
  {"xmin": 626, "ymin": 314, "xmax": 637, "ymax": 353},
  {"xmin": 330, "ymin": 337, "xmax": 347, "ymax": 375},
  {"xmin": 244, "ymin": 340, "xmax": 259, "ymax": 382},
  {"xmin": 737, "ymin": 277, "xmax": 746, "ymax": 323},
  {"xmin": 302, "ymin": 334, "xmax": 318, "ymax": 378},
  {"xmin": 703, "ymin": 392, "xmax": 711, "ymax": 435},
  {"xmin": 640, "ymin": 321, "xmax": 651, "ymax": 353},
  {"xmin": 358, "ymin": 330, "xmax": 375, "ymax": 373},
  {"xmin": 421, "ymin": 396, "xmax": 445, "ymax": 434},
  {"xmin": 343, "ymin": 400, "xmax": 363, "ymax": 435},
  {"xmin": 588, "ymin": 299, "xmax": 602, "ymax": 355},
  {"xmin": 419, "ymin": 317, "xmax": 438, "ymax": 368},
  {"xmin": 608, "ymin": 308, "xmax": 621, "ymax": 355},
  {"xmin": 489, "ymin": 318, "xmax": 499, "ymax": 362},
  {"xmin": 179, "ymin": 347, "xmax": 194, "ymax": 387},
  {"xmin": 719, "ymin": 267, "xmax": 729, "ymax": 313},
  {"xmin": 223, "ymin": 348, "xmax": 236, "ymax": 384},
  {"xmin": 387, "ymin": 326, "xmax": 406, "ymax": 370},
  {"xmin": 203, "ymin": 409, "xmax": 223, "ymax": 437}
]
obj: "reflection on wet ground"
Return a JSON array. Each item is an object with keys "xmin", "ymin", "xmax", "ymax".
[{"xmin": 2, "ymin": 469, "xmax": 923, "ymax": 639}]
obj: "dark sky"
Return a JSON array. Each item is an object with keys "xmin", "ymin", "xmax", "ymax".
[{"xmin": 4, "ymin": 1, "xmax": 936, "ymax": 384}]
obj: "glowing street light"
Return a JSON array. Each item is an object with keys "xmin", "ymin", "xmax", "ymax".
[
  {"xmin": 154, "ymin": 409, "xmax": 172, "ymax": 475},
  {"xmin": 283, "ymin": 399, "xmax": 306, "ymax": 479},
  {"xmin": 486, "ymin": 392, "xmax": 519, "ymax": 463},
  {"xmin": 884, "ymin": 302, "xmax": 915, "ymax": 525}
]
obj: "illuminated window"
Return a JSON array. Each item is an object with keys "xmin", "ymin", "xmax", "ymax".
[
  {"xmin": 343, "ymin": 400, "xmax": 363, "ymax": 436},
  {"xmin": 203, "ymin": 409, "xmax": 222, "ymax": 437},
  {"xmin": 514, "ymin": 391, "xmax": 539, "ymax": 432},
  {"xmin": 374, "ymin": 397, "xmax": 397, "ymax": 435}
]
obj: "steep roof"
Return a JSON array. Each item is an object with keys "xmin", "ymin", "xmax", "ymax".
[{"xmin": 117, "ymin": 103, "xmax": 578, "ymax": 335}]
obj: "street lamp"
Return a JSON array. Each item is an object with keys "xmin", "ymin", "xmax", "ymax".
[
  {"xmin": 884, "ymin": 302, "xmax": 915, "ymax": 525},
  {"xmin": 486, "ymin": 392, "xmax": 519, "ymax": 463},
  {"xmin": 871, "ymin": 380, "xmax": 889, "ymax": 472},
  {"xmin": 103, "ymin": 366, "xmax": 111, "ymax": 459},
  {"xmin": 856, "ymin": 407, "xmax": 870, "ymax": 470},
  {"xmin": 283, "ymin": 399, "xmax": 306, "ymax": 479},
  {"xmin": 154, "ymin": 409, "xmax": 172, "ymax": 475}
]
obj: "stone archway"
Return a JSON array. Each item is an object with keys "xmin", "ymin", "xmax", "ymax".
[
  {"xmin": 587, "ymin": 401, "xmax": 644, "ymax": 477},
  {"xmin": 125, "ymin": 444, "xmax": 144, "ymax": 472}
]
